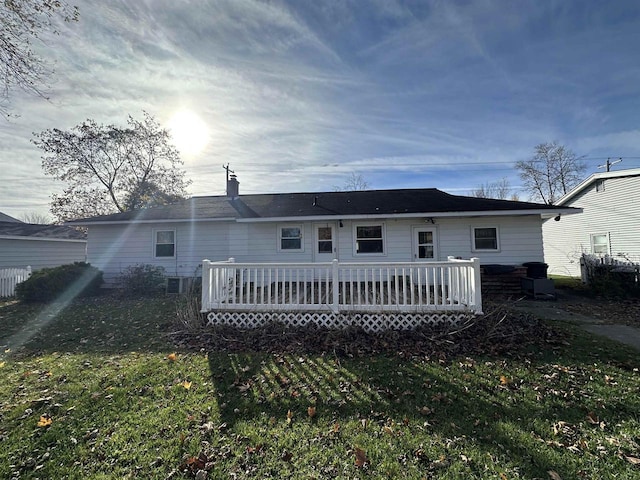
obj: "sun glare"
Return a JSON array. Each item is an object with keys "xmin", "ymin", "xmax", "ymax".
[{"xmin": 167, "ymin": 110, "xmax": 209, "ymax": 156}]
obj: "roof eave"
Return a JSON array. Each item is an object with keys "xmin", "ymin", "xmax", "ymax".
[
  {"xmin": 0, "ymin": 235, "xmax": 86, "ymax": 243},
  {"xmin": 67, "ymin": 217, "xmax": 237, "ymax": 226},
  {"xmin": 66, "ymin": 208, "xmax": 581, "ymax": 226},
  {"xmin": 236, "ymin": 208, "xmax": 581, "ymax": 223}
]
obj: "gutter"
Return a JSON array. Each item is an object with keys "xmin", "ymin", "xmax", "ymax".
[
  {"xmin": 0, "ymin": 235, "xmax": 86, "ymax": 243},
  {"xmin": 66, "ymin": 217, "xmax": 237, "ymax": 226}
]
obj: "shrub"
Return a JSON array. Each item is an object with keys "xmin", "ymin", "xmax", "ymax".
[
  {"xmin": 118, "ymin": 264, "xmax": 166, "ymax": 296},
  {"xmin": 15, "ymin": 262, "xmax": 103, "ymax": 303}
]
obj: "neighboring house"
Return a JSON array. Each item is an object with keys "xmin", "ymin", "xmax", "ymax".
[
  {"xmin": 0, "ymin": 216, "xmax": 87, "ymax": 270},
  {"xmin": 69, "ymin": 175, "xmax": 577, "ymax": 287},
  {"xmin": 543, "ymin": 168, "xmax": 640, "ymax": 277}
]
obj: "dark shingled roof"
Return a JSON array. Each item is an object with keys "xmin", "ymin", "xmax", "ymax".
[
  {"xmin": 68, "ymin": 188, "xmax": 571, "ymax": 224},
  {"xmin": 0, "ymin": 212, "xmax": 21, "ymax": 223},
  {"xmin": 0, "ymin": 222, "xmax": 86, "ymax": 240}
]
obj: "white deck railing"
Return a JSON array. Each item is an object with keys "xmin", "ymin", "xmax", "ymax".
[
  {"xmin": 201, "ymin": 257, "xmax": 482, "ymax": 315},
  {"xmin": 0, "ymin": 266, "xmax": 32, "ymax": 298}
]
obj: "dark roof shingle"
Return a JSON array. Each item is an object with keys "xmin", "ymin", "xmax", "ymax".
[
  {"xmin": 68, "ymin": 188, "xmax": 570, "ymax": 224},
  {"xmin": 0, "ymin": 222, "xmax": 86, "ymax": 240}
]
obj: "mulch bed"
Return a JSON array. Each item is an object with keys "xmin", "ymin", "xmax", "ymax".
[{"xmin": 172, "ymin": 302, "xmax": 566, "ymax": 358}]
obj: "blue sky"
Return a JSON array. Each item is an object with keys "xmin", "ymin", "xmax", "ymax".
[{"xmin": 1, "ymin": 0, "xmax": 640, "ymax": 218}]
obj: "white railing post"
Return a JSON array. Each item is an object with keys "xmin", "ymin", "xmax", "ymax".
[
  {"xmin": 331, "ymin": 259, "xmax": 339, "ymax": 313},
  {"xmin": 201, "ymin": 259, "xmax": 211, "ymax": 312},
  {"xmin": 471, "ymin": 257, "xmax": 483, "ymax": 314},
  {"xmin": 227, "ymin": 258, "xmax": 236, "ymax": 305}
]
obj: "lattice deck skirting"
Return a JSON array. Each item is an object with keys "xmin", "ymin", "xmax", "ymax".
[{"xmin": 206, "ymin": 310, "xmax": 475, "ymax": 332}]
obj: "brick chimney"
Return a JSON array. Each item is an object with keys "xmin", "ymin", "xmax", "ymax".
[{"xmin": 227, "ymin": 174, "xmax": 239, "ymax": 198}]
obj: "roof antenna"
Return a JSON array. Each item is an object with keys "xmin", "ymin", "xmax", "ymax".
[
  {"xmin": 223, "ymin": 163, "xmax": 235, "ymax": 182},
  {"xmin": 597, "ymin": 157, "xmax": 622, "ymax": 172}
]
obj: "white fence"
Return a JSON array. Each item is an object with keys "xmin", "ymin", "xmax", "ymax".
[
  {"xmin": 0, "ymin": 266, "xmax": 32, "ymax": 298},
  {"xmin": 580, "ymin": 253, "xmax": 640, "ymax": 284},
  {"xmin": 201, "ymin": 257, "xmax": 482, "ymax": 316}
]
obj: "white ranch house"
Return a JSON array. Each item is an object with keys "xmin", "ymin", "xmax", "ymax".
[
  {"xmin": 543, "ymin": 168, "xmax": 640, "ymax": 277},
  {"xmin": 70, "ymin": 176, "xmax": 577, "ymax": 328}
]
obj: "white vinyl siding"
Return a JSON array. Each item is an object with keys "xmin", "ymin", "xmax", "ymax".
[
  {"xmin": 86, "ymin": 215, "xmax": 547, "ymax": 285},
  {"xmin": 543, "ymin": 173, "xmax": 640, "ymax": 276},
  {"xmin": 87, "ymin": 223, "xmax": 230, "ymax": 285},
  {"xmin": 0, "ymin": 238, "xmax": 86, "ymax": 271}
]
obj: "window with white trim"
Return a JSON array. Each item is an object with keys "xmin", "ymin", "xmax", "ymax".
[
  {"xmin": 590, "ymin": 233, "xmax": 609, "ymax": 255},
  {"xmin": 595, "ymin": 179, "xmax": 605, "ymax": 192},
  {"xmin": 472, "ymin": 227, "xmax": 499, "ymax": 251},
  {"xmin": 154, "ymin": 230, "xmax": 175, "ymax": 258},
  {"xmin": 279, "ymin": 225, "xmax": 303, "ymax": 251},
  {"xmin": 355, "ymin": 224, "xmax": 385, "ymax": 254}
]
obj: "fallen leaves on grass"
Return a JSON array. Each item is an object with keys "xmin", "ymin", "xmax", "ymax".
[
  {"xmin": 246, "ymin": 444, "xmax": 263, "ymax": 454},
  {"xmin": 182, "ymin": 452, "xmax": 208, "ymax": 474},
  {"xmin": 286, "ymin": 409, "xmax": 293, "ymax": 425},
  {"xmin": 548, "ymin": 470, "xmax": 562, "ymax": 480},
  {"xmin": 307, "ymin": 406, "xmax": 316, "ymax": 418},
  {"xmin": 167, "ymin": 353, "xmax": 177, "ymax": 362},
  {"xmin": 354, "ymin": 447, "xmax": 368, "ymax": 467},
  {"xmin": 182, "ymin": 380, "xmax": 192, "ymax": 390},
  {"xmin": 623, "ymin": 455, "xmax": 640, "ymax": 466},
  {"xmin": 586, "ymin": 412, "xmax": 606, "ymax": 430},
  {"xmin": 37, "ymin": 415, "xmax": 52, "ymax": 427}
]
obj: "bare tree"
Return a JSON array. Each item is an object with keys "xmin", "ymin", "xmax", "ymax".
[
  {"xmin": 33, "ymin": 112, "xmax": 191, "ymax": 222},
  {"xmin": 0, "ymin": 1, "xmax": 79, "ymax": 117},
  {"xmin": 334, "ymin": 172, "xmax": 370, "ymax": 191},
  {"xmin": 19, "ymin": 212, "xmax": 52, "ymax": 224},
  {"xmin": 472, "ymin": 177, "xmax": 512, "ymax": 199},
  {"xmin": 515, "ymin": 142, "xmax": 586, "ymax": 204}
]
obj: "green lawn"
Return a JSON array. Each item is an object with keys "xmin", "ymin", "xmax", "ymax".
[
  {"xmin": 1, "ymin": 295, "xmax": 639, "ymax": 479},
  {"xmin": 549, "ymin": 275, "xmax": 585, "ymax": 290}
]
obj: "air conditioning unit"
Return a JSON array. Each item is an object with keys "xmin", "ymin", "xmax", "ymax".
[{"xmin": 166, "ymin": 277, "xmax": 192, "ymax": 294}]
